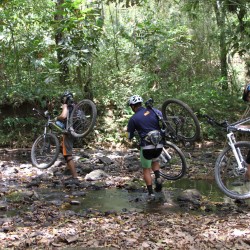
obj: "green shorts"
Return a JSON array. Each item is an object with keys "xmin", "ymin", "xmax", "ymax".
[{"xmin": 140, "ymin": 147, "xmax": 159, "ymax": 169}]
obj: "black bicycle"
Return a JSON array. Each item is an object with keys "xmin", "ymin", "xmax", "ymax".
[
  {"xmin": 161, "ymin": 98, "xmax": 201, "ymax": 144},
  {"xmin": 31, "ymin": 99, "xmax": 97, "ymax": 169},
  {"xmin": 145, "ymin": 99, "xmax": 187, "ymax": 180},
  {"xmin": 204, "ymin": 114, "xmax": 250, "ymax": 200}
]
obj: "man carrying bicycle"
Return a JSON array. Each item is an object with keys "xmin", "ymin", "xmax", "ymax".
[
  {"xmin": 127, "ymin": 95, "xmax": 164, "ymax": 198},
  {"xmin": 55, "ymin": 91, "xmax": 78, "ymax": 181}
]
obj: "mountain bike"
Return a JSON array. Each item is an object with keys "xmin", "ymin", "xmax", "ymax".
[
  {"xmin": 161, "ymin": 98, "xmax": 201, "ymax": 144},
  {"xmin": 145, "ymin": 99, "xmax": 187, "ymax": 180},
  {"xmin": 31, "ymin": 99, "xmax": 97, "ymax": 169},
  {"xmin": 203, "ymin": 114, "xmax": 250, "ymax": 199}
]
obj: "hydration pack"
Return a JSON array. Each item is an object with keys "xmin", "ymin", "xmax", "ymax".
[{"xmin": 145, "ymin": 130, "xmax": 162, "ymax": 146}]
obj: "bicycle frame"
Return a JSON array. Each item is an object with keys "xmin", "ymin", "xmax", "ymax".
[
  {"xmin": 159, "ymin": 147, "xmax": 172, "ymax": 163},
  {"xmin": 227, "ymin": 132, "xmax": 246, "ymax": 173},
  {"xmin": 33, "ymin": 108, "xmax": 67, "ymax": 134},
  {"xmin": 205, "ymin": 114, "xmax": 250, "ymax": 175}
]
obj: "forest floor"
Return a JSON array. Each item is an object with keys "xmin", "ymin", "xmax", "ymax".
[{"xmin": 1, "ymin": 141, "xmax": 250, "ymax": 249}]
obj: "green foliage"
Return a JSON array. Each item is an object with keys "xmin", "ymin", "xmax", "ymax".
[
  {"xmin": 0, "ymin": 0, "xmax": 250, "ymax": 146},
  {"xmin": 0, "ymin": 116, "xmax": 38, "ymax": 147}
]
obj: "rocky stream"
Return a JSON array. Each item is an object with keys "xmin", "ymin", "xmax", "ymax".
[{"xmin": 1, "ymin": 141, "xmax": 250, "ymax": 249}]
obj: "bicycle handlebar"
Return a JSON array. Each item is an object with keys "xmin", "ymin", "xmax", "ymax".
[
  {"xmin": 32, "ymin": 108, "xmax": 49, "ymax": 120},
  {"xmin": 203, "ymin": 114, "xmax": 250, "ymax": 134},
  {"xmin": 202, "ymin": 114, "xmax": 228, "ymax": 128}
]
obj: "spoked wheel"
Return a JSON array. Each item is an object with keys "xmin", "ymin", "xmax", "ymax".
[
  {"xmin": 215, "ymin": 141, "xmax": 250, "ymax": 200},
  {"xmin": 69, "ymin": 99, "xmax": 97, "ymax": 138},
  {"xmin": 31, "ymin": 133, "xmax": 60, "ymax": 169},
  {"xmin": 159, "ymin": 141, "xmax": 187, "ymax": 180},
  {"xmin": 161, "ymin": 98, "xmax": 200, "ymax": 143}
]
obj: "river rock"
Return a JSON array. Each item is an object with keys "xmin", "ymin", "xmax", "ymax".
[
  {"xmin": 84, "ymin": 169, "xmax": 109, "ymax": 181},
  {"xmin": 177, "ymin": 189, "xmax": 202, "ymax": 207}
]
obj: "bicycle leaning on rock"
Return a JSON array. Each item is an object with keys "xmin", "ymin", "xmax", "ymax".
[{"xmin": 31, "ymin": 99, "xmax": 97, "ymax": 169}]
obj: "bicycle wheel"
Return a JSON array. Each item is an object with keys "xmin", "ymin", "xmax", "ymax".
[
  {"xmin": 215, "ymin": 141, "xmax": 250, "ymax": 200},
  {"xmin": 161, "ymin": 98, "xmax": 200, "ymax": 142},
  {"xmin": 69, "ymin": 99, "xmax": 97, "ymax": 138},
  {"xmin": 31, "ymin": 133, "xmax": 60, "ymax": 169},
  {"xmin": 159, "ymin": 141, "xmax": 187, "ymax": 180}
]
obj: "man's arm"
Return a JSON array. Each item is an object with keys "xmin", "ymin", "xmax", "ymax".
[
  {"xmin": 57, "ymin": 104, "xmax": 68, "ymax": 120},
  {"xmin": 127, "ymin": 118, "xmax": 135, "ymax": 140}
]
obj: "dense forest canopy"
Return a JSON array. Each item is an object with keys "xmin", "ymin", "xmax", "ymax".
[{"xmin": 0, "ymin": 0, "xmax": 250, "ymax": 147}]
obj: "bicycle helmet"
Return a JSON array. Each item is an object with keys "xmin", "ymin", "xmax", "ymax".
[
  {"xmin": 242, "ymin": 84, "xmax": 250, "ymax": 102},
  {"xmin": 61, "ymin": 90, "xmax": 74, "ymax": 104},
  {"xmin": 128, "ymin": 95, "xmax": 143, "ymax": 106}
]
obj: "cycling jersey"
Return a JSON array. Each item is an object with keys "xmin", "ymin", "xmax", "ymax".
[{"xmin": 127, "ymin": 106, "xmax": 163, "ymax": 146}]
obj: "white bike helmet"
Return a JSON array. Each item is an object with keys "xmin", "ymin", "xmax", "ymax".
[{"xmin": 128, "ymin": 95, "xmax": 143, "ymax": 105}]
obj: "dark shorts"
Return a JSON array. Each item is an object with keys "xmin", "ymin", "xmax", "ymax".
[
  {"xmin": 246, "ymin": 150, "xmax": 250, "ymax": 164},
  {"xmin": 62, "ymin": 134, "xmax": 74, "ymax": 156},
  {"xmin": 142, "ymin": 148, "xmax": 162, "ymax": 160},
  {"xmin": 140, "ymin": 147, "xmax": 163, "ymax": 169}
]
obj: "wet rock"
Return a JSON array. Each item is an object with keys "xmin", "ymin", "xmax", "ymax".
[
  {"xmin": 98, "ymin": 156, "xmax": 113, "ymax": 165},
  {"xmin": 72, "ymin": 191, "xmax": 86, "ymax": 197},
  {"xmin": 76, "ymin": 164, "xmax": 92, "ymax": 174},
  {"xmin": 64, "ymin": 177, "xmax": 80, "ymax": 185},
  {"xmin": 177, "ymin": 189, "xmax": 202, "ymax": 209},
  {"xmin": 104, "ymin": 210, "xmax": 117, "ymax": 216},
  {"xmin": 49, "ymin": 200, "xmax": 64, "ymax": 206},
  {"xmin": 26, "ymin": 180, "xmax": 41, "ymax": 188},
  {"xmin": 52, "ymin": 160, "xmax": 64, "ymax": 168},
  {"xmin": 0, "ymin": 201, "xmax": 8, "ymax": 211},
  {"xmin": 89, "ymin": 181, "xmax": 107, "ymax": 190},
  {"xmin": 123, "ymin": 181, "xmax": 143, "ymax": 191},
  {"xmin": 84, "ymin": 169, "xmax": 109, "ymax": 181},
  {"xmin": 70, "ymin": 200, "xmax": 80, "ymax": 205},
  {"xmin": 177, "ymin": 189, "xmax": 201, "ymax": 202}
]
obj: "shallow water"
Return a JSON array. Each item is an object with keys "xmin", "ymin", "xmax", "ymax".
[
  {"xmin": 36, "ymin": 178, "xmax": 230, "ymax": 215},
  {"xmin": 1, "ymin": 151, "xmax": 248, "ymax": 216}
]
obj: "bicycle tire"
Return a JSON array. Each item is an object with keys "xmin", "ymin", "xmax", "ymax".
[
  {"xmin": 161, "ymin": 98, "xmax": 200, "ymax": 142},
  {"xmin": 31, "ymin": 133, "xmax": 60, "ymax": 169},
  {"xmin": 215, "ymin": 141, "xmax": 250, "ymax": 200},
  {"xmin": 69, "ymin": 99, "xmax": 97, "ymax": 138},
  {"xmin": 159, "ymin": 141, "xmax": 187, "ymax": 180}
]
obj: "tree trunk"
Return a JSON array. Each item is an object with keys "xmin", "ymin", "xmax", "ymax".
[
  {"xmin": 214, "ymin": 0, "xmax": 228, "ymax": 89},
  {"xmin": 54, "ymin": 0, "xmax": 69, "ymax": 85}
]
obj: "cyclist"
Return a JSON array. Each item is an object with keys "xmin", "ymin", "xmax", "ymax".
[
  {"xmin": 127, "ymin": 95, "xmax": 164, "ymax": 198},
  {"xmin": 55, "ymin": 91, "xmax": 78, "ymax": 181},
  {"xmin": 242, "ymin": 84, "xmax": 250, "ymax": 180}
]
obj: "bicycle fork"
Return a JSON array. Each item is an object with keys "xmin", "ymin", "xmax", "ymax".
[
  {"xmin": 160, "ymin": 147, "xmax": 172, "ymax": 163},
  {"xmin": 227, "ymin": 132, "xmax": 246, "ymax": 174}
]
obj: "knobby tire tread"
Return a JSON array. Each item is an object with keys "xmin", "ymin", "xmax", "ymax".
[
  {"xmin": 31, "ymin": 133, "xmax": 60, "ymax": 169},
  {"xmin": 161, "ymin": 98, "xmax": 200, "ymax": 142},
  {"xmin": 215, "ymin": 141, "xmax": 250, "ymax": 200},
  {"xmin": 159, "ymin": 141, "xmax": 187, "ymax": 180},
  {"xmin": 70, "ymin": 99, "xmax": 97, "ymax": 138}
]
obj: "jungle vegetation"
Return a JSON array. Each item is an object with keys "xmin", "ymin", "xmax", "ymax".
[{"xmin": 0, "ymin": 0, "xmax": 250, "ymax": 147}]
